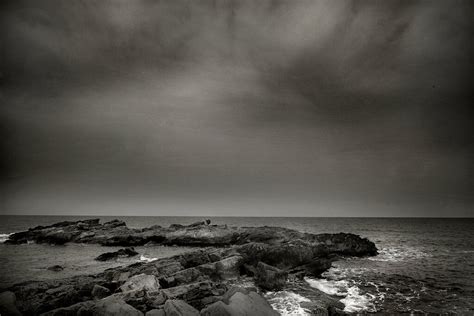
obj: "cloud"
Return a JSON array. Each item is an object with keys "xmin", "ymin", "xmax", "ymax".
[{"xmin": 1, "ymin": 0, "xmax": 473, "ymax": 216}]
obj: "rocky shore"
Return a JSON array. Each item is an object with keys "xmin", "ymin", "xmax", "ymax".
[{"xmin": 0, "ymin": 219, "xmax": 377, "ymax": 315}]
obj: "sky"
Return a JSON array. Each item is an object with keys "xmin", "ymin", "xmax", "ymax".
[{"xmin": 1, "ymin": 0, "xmax": 473, "ymax": 217}]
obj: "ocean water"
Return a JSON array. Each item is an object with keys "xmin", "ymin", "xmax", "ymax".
[{"xmin": 0, "ymin": 216, "xmax": 473, "ymax": 314}]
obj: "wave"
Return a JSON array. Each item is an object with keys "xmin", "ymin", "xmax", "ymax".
[
  {"xmin": 305, "ymin": 276, "xmax": 376, "ymax": 313},
  {"xmin": 0, "ymin": 233, "xmax": 13, "ymax": 243},
  {"xmin": 265, "ymin": 291, "xmax": 311, "ymax": 316},
  {"xmin": 340, "ymin": 286, "xmax": 376, "ymax": 313},
  {"xmin": 139, "ymin": 255, "xmax": 157, "ymax": 262},
  {"xmin": 305, "ymin": 265, "xmax": 378, "ymax": 313},
  {"xmin": 369, "ymin": 246, "xmax": 431, "ymax": 262}
]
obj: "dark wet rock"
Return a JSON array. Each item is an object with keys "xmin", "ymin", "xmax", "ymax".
[
  {"xmin": 5, "ymin": 219, "xmax": 377, "ymax": 260},
  {"xmin": 195, "ymin": 255, "xmax": 243, "ymax": 281},
  {"xmin": 39, "ymin": 231, "xmax": 77, "ymax": 245},
  {"xmin": 47, "ymin": 265, "xmax": 64, "ymax": 272},
  {"xmin": 201, "ymin": 287, "xmax": 279, "ymax": 316},
  {"xmin": 120, "ymin": 274, "xmax": 161, "ymax": 293},
  {"xmin": 164, "ymin": 299, "xmax": 199, "ymax": 316},
  {"xmin": 168, "ymin": 268, "xmax": 206, "ymax": 286},
  {"xmin": 95, "ymin": 247, "xmax": 139, "ymax": 261},
  {"xmin": 91, "ymin": 284, "xmax": 111, "ymax": 299},
  {"xmin": 328, "ymin": 305, "xmax": 349, "ymax": 315},
  {"xmin": 0, "ymin": 291, "xmax": 21, "ymax": 316},
  {"xmin": 103, "ymin": 219, "xmax": 127, "ymax": 229},
  {"xmin": 255, "ymin": 262, "xmax": 287, "ymax": 291}
]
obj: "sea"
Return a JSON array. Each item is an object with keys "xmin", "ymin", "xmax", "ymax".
[{"xmin": 0, "ymin": 216, "xmax": 473, "ymax": 315}]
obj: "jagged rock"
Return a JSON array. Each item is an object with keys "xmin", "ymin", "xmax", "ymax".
[
  {"xmin": 103, "ymin": 219, "xmax": 127, "ymax": 228},
  {"xmin": 164, "ymin": 299, "xmax": 199, "ymax": 316},
  {"xmin": 95, "ymin": 247, "xmax": 139, "ymax": 261},
  {"xmin": 255, "ymin": 262, "xmax": 287, "ymax": 290},
  {"xmin": 120, "ymin": 274, "xmax": 161, "ymax": 293},
  {"xmin": 5, "ymin": 219, "xmax": 377, "ymax": 261},
  {"xmin": 0, "ymin": 291, "xmax": 21, "ymax": 316},
  {"xmin": 47, "ymin": 265, "xmax": 64, "ymax": 272},
  {"xmin": 200, "ymin": 287, "xmax": 279, "ymax": 316},
  {"xmin": 92, "ymin": 284, "xmax": 111, "ymax": 299},
  {"xmin": 162, "ymin": 281, "xmax": 226, "ymax": 310},
  {"xmin": 214, "ymin": 255, "xmax": 243, "ymax": 279},
  {"xmin": 40, "ymin": 230, "xmax": 76, "ymax": 245},
  {"xmin": 196, "ymin": 255, "xmax": 243, "ymax": 280},
  {"xmin": 169, "ymin": 267, "xmax": 205, "ymax": 286}
]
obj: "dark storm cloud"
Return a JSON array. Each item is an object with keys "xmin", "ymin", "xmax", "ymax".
[{"xmin": 1, "ymin": 0, "xmax": 473, "ymax": 216}]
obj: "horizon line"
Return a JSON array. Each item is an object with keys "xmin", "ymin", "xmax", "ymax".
[{"xmin": 1, "ymin": 214, "xmax": 473, "ymax": 219}]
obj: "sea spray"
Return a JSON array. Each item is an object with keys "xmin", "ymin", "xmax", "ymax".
[
  {"xmin": 139, "ymin": 254, "xmax": 158, "ymax": 262},
  {"xmin": 0, "ymin": 233, "xmax": 12, "ymax": 243},
  {"xmin": 265, "ymin": 291, "xmax": 311, "ymax": 316},
  {"xmin": 305, "ymin": 267, "xmax": 377, "ymax": 313}
]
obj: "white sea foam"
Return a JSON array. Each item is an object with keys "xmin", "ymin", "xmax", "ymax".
[
  {"xmin": 305, "ymin": 265, "xmax": 377, "ymax": 313},
  {"xmin": 139, "ymin": 255, "xmax": 157, "ymax": 262},
  {"xmin": 340, "ymin": 286, "xmax": 376, "ymax": 313},
  {"xmin": 305, "ymin": 277, "xmax": 348, "ymax": 296},
  {"xmin": 369, "ymin": 247, "xmax": 431, "ymax": 262},
  {"xmin": 265, "ymin": 291, "xmax": 311, "ymax": 316},
  {"xmin": 0, "ymin": 233, "xmax": 12, "ymax": 243}
]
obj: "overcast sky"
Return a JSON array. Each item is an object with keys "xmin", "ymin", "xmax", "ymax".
[{"xmin": 1, "ymin": 0, "xmax": 473, "ymax": 216}]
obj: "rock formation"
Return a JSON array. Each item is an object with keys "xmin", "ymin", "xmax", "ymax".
[{"xmin": 1, "ymin": 219, "xmax": 377, "ymax": 315}]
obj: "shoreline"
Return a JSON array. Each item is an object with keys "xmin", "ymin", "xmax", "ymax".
[{"xmin": 0, "ymin": 218, "xmax": 377, "ymax": 315}]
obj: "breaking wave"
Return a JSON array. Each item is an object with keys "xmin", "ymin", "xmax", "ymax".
[
  {"xmin": 139, "ymin": 255, "xmax": 157, "ymax": 262},
  {"xmin": 0, "ymin": 233, "xmax": 12, "ymax": 243},
  {"xmin": 265, "ymin": 291, "xmax": 311, "ymax": 316},
  {"xmin": 305, "ymin": 266, "xmax": 378, "ymax": 313}
]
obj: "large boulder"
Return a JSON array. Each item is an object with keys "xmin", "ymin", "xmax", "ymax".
[
  {"xmin": 168, "ymin": 268, "xmax": 205, "ymax": 286},
  {"xmin": 120, "ymin": 274, "xmax": 161, "ymax": 293},
  {"xmin": 201, "ymin": 287, "xmax": 279, "ymax": 316},
  {"xmin": 196, "ymin": 255, "xmax": 243, "ymax": 280},
  {"xmin": 164, "ymin": 299, "xmax": 199, "ymax": 316},
  {"xmin": 255, "ymin": 262, "xmax": 288, "ymax": 291}
]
